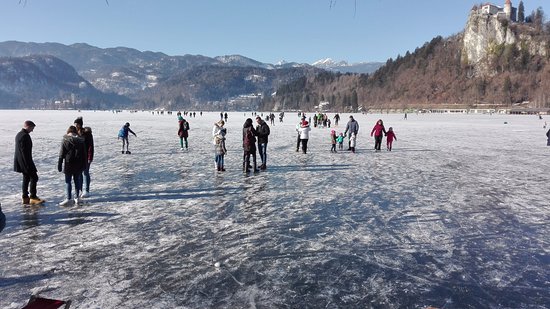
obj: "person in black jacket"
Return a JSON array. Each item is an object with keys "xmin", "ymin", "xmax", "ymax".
[
  {"xmin": 14, "ymin": 120, "xmax": 44, "ymax": 205},
  {"xmin": 255, "ymin": 116, "xmax": 270, "ymax": 170},
  {"xmin": 58, "ymin": 126, "xmax": 87, "ymax": 206},
  {"xmin": 74, "ymin": 117, "xmax": 94, "ymax": 197},
  {"xmin": 243, "ymin": 118, "xmax": 258, "ymax": 173}
]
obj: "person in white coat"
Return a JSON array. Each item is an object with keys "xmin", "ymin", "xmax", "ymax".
[{"xmin": 297, "ymin": 121, "xmax": 311, "ymax": 154}]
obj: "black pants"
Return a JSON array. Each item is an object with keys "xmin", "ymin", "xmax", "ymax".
[
  {"xmin": 243, "ymin": 150, "xmax": 257, "ymax": 171},
  {"xmin": 301, "ymin": 139, "xmax": 309, "ymax": 154},
  {"xmin": 374, "ymin": 135, "xmax": 383, "ymax": 150},
  {"xmin": 296, "ymin": 134, "xmax": 301, "ymax": 151},
  {"xmin": 22, "ymin": 171, "xmax": 38, "ymax": 198}
]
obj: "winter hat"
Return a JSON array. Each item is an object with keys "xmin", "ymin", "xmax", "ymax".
[
  {"xmin": 74, "ymin": 117, "xmax": 83, "ymax": 126},
  {"xmin": 125, "ymin": 122, "xmax": 130, "ymax": 127}
]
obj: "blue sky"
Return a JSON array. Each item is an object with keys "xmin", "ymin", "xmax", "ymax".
[{"xmin": 1, "ymin": 0, "xmax": 547, "ymax": 64}]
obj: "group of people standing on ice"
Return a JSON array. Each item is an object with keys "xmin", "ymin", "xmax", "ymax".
[
  {"xmin": 210, "ymin": 116, "xmax": 271, "ymax": 173},
  {"xmin": 13, "ymin": 117, "xmax": 95, "ymax": 207},
  {"xmin": 296, "ymin": 114, "xmax": 397, "ymax": 154}
]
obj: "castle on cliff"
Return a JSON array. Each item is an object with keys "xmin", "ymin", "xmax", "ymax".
[{"xmin": 477, "ymin": 0, "xmax": 517, "ymax": 22}]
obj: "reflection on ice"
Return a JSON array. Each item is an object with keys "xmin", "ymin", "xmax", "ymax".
[{"xmin": 0, "ymin": 110, "xmax": 549, "ymax": 308}]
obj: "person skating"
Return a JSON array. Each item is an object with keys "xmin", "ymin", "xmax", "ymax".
[
  {"xmin": 14, "ymin": 120, "xmax": 44, "ymax": 205},
  {"xmin": 370, "ymin": 119, "xmax": 387, "ymax": 151},
  {"xmin": 546, "ymin": 128, "xmax": 550, "ymax": 146},
  {"xmin": 297, "ymin": 121, "xmax": 311, "ymax": 154},
  {"xmin": 74, "ymin": 117, "xmax": 94, "ymax": 198},
  {"xmin": 243, "ymin": 118, "xmax": 259, "ymax": 173},
  {"xmin": 386, "ymin": 127, "xmax": 397, "ymax": 151},
  {"xmin": 118, "ymin": 122, "xmax": 137, "ymax": 154},
  {"xmin": 58, "ymin": 126, "xmax": 87, "ymax": 206},
  {"xmin": 333, "ymin": 113, "xmax": 340, "ymax": 126},
  {"xmin": 177, "ymin": 112, "xmax": 190, "ymax": 150},
  {"xmin": 330, "ymin": 130, "xmax": 337, "ymax": 153},
  {"xmin": 344, "ymin": 115, "xmax": 359, "ymax": 150},
  {"xmin": 255, "ymin": 116, "xmax": 270, "ymax": 170}
]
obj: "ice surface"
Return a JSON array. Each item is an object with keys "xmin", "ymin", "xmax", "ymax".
[{"xmin": 0, "ymin": 110, "xmax": 549, "ymax": 308}]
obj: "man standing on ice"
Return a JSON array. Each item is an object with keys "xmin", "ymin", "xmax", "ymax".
[
  {"xmin": 344, "ymin": 115, "xmax": 359, "ymax": 151},
  {"xmin": 255, "ymin": 116, "xmax": 270, "ymax": 170},
  {"xmin": 14, "ymin": 120, "xmax": 44, "ymax": 205}
]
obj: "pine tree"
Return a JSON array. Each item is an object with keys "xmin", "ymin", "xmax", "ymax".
[{"xmin": 518, "ymin": 1, "xmax": 525, "ymax": 23}]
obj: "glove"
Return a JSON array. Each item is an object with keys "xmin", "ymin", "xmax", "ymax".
[{"xmin": 58, "ymin": 164, "xmax": 62, "ymax": 172}]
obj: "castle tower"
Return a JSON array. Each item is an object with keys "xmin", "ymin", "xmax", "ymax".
[{"xmin": 504, "ymin": 0, "xmax": 512, "ymax": 20}]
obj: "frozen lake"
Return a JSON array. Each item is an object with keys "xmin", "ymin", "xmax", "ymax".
[{"xmin": 0, "ymin": 110, "xmax": 549, "ymax": 308}]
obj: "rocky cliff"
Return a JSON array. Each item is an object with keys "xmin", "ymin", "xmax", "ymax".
[{"xmin": 462, "ymin": 9, "xmax": 549, "ymax": 75}]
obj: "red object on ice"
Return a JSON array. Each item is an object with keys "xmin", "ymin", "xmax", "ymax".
[{"xmin": 22, "ymin": 295, "xmax": 71, "ymax": 309}]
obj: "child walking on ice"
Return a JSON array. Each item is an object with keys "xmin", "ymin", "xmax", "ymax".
[
  {"xmin": 330, "ymin": 130, "xmax": 337, "ymax": 153},
  {"xmin": 386, "ymin": 127, "xmax": 397, "ymax": 151},
  {"xmin": 336, "ymin": 133, "xmax": 344, "ymax": 150},
  {"xmin": 118, "ymin": 122, "xmax": 137, "ymax": 154}
]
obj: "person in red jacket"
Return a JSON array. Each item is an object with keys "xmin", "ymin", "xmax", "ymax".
[
  {"xmin": 386, "ymin": 127, "xmax": 397, "ymax": 151},
  {"xmin": 370, "ymin": 119, "xmax": 387, "ymax": 151}
]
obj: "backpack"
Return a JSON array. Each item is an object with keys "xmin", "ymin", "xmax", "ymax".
[{"xmin": 118, "ymin": 127, "xmax": 125, "ymax": 138}]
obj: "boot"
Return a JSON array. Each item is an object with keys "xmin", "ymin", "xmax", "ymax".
[{"xmin": 22, "ymin": 197, "xmax": 30, "ymax": 205}]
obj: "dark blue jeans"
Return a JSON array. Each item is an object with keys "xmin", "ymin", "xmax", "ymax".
[
  {"xmin": 65, "ymin": 173, "xmax": 82, "ymax": 199},
  {"xmin": 81, "ymin": 163, "xmax": 91, "ymax": 192},
  {"xmin": 258, "ymin": 143, "xmax": 267, "ymax": 166}
]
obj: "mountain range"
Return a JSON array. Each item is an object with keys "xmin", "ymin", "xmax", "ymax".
[{"xmin": 0, "ymin": 41, "xmax": 381, "ymax": 109}]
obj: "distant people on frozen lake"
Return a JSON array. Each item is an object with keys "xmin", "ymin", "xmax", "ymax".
[
  {"xmin": 224, "ymin": 112, "xmax": 228, "ymax": 122},
  {"xmin": 212, "ymin": 120, "xmax": 227, "ymax": 171},
  {"xmin": 371, "ymin": 119, "xmax": 387, "ymax": 151},
  {"xmin": 14, "ymin": 120, "xmax": 44, "ymax": 205},
  {"xmin": 297, "ymin": 120, "xmax": 311, "ymax": 154},
  {"xmin": 118, "ymin": 122, "xmax": 137, "ymax": 154},
  {"xmin": 74, "ymin": 117, "xmax": 94, "ymax": 198},
  {"xmin": 243, "ymin": 118, "xmax": 259, "ymax": 173},
  {"xmin": 344, "ymin": 115, "xmax": 359, "ymax": 150},
  {"xmin": 333, "ymin": 113, "xmax": 340, "ymax": 126},
  {"xmin": 177, "ymin": 112, "xmax": 190, "ymax": 150},
  {"xmin": 58, "ymin": 126, "xmax": 87, "ymax": 206},
  {"xmin": 256, "ymin": 116, "xmax": 270, "ymax": 170},
  {"xmin": 386, "ymin": 127, "xmax": 397, "ymax": 151}
]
